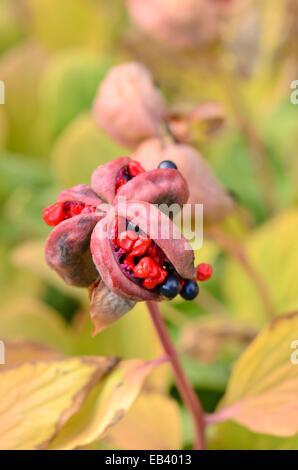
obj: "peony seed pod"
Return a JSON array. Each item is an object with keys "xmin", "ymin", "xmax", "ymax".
[
  {"xmin": 43, "ymin": 157, "xmax": 200, "ymax": 333},
  {"xmin": 133, "ymin": 138, "xmax": 234, "ymax": 224},
  {"xmin": 93, "ymin": 62, "xmax": 167, "ymax": 148}
]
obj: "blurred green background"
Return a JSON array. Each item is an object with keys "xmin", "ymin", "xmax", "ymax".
[{"xmin": 0, "ymin": 0, "xmax": 297, "ymax": 450}]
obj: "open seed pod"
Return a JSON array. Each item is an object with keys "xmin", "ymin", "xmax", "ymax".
[{"xmin": 44, "ymin": 157, "xmax": 199, "ymax": 334}]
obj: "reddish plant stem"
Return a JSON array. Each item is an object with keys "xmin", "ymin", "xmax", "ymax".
[{"xmin": 146, "ymin": 300, "xmax": 206, "ymax": 450}]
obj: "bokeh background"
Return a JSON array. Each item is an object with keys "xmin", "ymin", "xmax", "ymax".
[{"xmin": 0, "ymin": 0, "xmax": 297, "ymax": 450}]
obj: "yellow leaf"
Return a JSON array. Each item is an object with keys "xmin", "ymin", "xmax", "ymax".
[
  {"xmin": 212, "ymin": 312, "xmax": 298, "ymax": 437},
  {"xmin": 75, "ymin": 302, "xmax": 170, "ymax": 391},
  {"xmin": 49, "ymin": 358, "xmax": 163, "ymax": 450},
  {"xmin": 1, "ymin": 340, "xmax": 62, "ymax": 371},
  {"xmin": 0, "ymin": 357, "xmax": 116, "ymax": 450},
  {"xmin": 223, "ymin": 209, "xmax": 298, "ymax": 325},
  {"xmin": 105, "ymin": 392, "xmax": 182, "ymax": 450}
]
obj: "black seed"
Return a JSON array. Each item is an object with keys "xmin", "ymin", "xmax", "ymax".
[
  {"xmin": 180, "ymin": 280, "xmax": 199, "ymax": 301},
  {"xmin": 159, "ymin": 274, "xmax": 180, "ymax": 299},
  {"xmin": 127, "ymin": 221, "xmax": 140, "ymax": 234},
  {"xmin": 158, "ymin": 160, "xmax": 178, "ymax": 170}
]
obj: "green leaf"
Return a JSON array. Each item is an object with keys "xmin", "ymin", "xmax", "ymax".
[
  {"xmin": 182, "ymin": 356, "xmax": 230, "ymax": 392},
  {"xmin": 0, "ymin": 43, "xmax": 47, "ymax": 156},
  {"xmin": 209, "ymin": 421, "xmax": 298, "ymax": 450},
  {"xmin": 75, "ymin": 303, "xmax": 161, "ymax": 359},
  {"xmin": 0, "ymin": 0, "xmax": 23, "ymax": 53},
  {"xmin": 25, "ymin": 0, "xmax": 119, "ymax": 52},
  {"xmin": 0, "ymin": 108, "xmax": 8, "ymax": 148},
  {"xmin": 0, "ymin": 151, "xmax": 51, "ymax": 205},
  {"xmin": 50, "ymin": 113, "xmax": 127, "ymax": 187},
  {"xmin": 223, "ymin": 208, "xmax": 298, "ymax": 326},
  {"xmin": 39, "ymin": 51, "xmax": 109, "ymax": 139},
  {"xmin": 207, "ymin": 133, "xmax": 265, "ymax": 221},
  {"xmin": 11, "ymin": 239, "xmax": 86, "ymax": 302},
  {"xmin": 0, "ymin": 297, "xmax": 73, "ymax": 354}
]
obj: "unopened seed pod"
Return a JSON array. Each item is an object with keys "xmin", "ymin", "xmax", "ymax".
[
  {"xmin": 126, "ymin": 0, "xmax": 232, "ymax": 49},
  {"xmin": 93, "ymin": 62, "xmax": 167, "ymax": 148}
]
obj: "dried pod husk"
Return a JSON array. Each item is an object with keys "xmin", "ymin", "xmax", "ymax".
[
  {"xmin": 91, "ymin": 157, "xmax": 132, "ymax": 203},
  {"xmin": 116, "ymin": 168, "xmax": 189, "ymax": 208},
  {"xmin": 90, "ymin": 281, "xmax": 136, "ymax": 335},
  {"xmin": 45, "ymin": 213, "xmax": 103, "ymax": 287},
  {"xmin": 57, "ymin": 184, "xmax": 103, "ymax": 207},
  {"xmin": 133, "ymin": 138, "xmax": 234, "ymax": 225},
  {"xmin": 93, "ymin": 62, "xmax": 167, "ymax": 148},
  {"xmin": 126, "ymin": 0, "xmax": 233, "ymax": 49}
]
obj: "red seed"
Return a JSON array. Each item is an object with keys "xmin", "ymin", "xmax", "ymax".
[
  {"xmin": 133, "ymin": 256, "xmax": 167, "ymax": 289},
  {"xmin": 130, "ymin": 236, "xmax": 151, "ymax": 257},
  {"xmin": 153, "ymin": 267, "xmax": 167, "ymax": 284},
  {"xmin": 67, "ymin": 202, "xmax": 85, "ymax": 217},
  {"xmin": 147, "ymin": 244, "xmax": 163, "ymax": 265},
  {"xmin": 143, "ymin": 268, "xmax": 167, "ymax": 289},
  {"xmin": 42, "ymin": 202, "xmax": 65, "ymax": 226},
  {"xmin": 115, "ymin": 175, "xmax": 129, "ymax": 191},
  {"xmin": 123, "ymin": 254, "xmax": 135, "ymax": 271},
  {"xmin": 133, "ymin": 256, "xmax": 160, "ymax": 279},
  {"xmin": 143, "ymin": 277, "xmax": 160, "ymax": 289},
  {"xmin": 128, "ymin": 160, "xmax": 145, "ymax": 177},
  {"xmin": 196, "ymin": 263, "xmax": 213, "ymax": 282},
  {"xmin": 118, "ymin": 230, "xmax": 138, "ymax": 252},
  {"xmin": 147, "ymin": 244, "xmax": 157, "ymax": 257}
]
